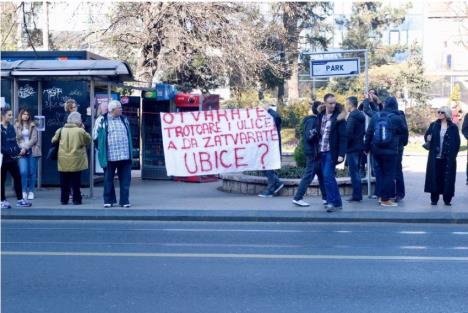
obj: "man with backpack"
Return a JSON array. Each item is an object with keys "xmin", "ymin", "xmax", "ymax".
[{"xmin": 364, "ymin": 96, "xmax": 408, "ymax": 207}]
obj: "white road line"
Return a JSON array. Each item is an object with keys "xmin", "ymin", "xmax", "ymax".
[
  {"xmin": 400, "ymin": 246, "xmax": 428, "ymax": 250},
  {"xmin": 1, "ymin": 241, "xmax": 300, "ymax": 248},
  {"xmin": 399, "ymin": 231, "xmax": 428, "ymax": 235},
  {"xmin": 452, "ymin": 232, "xmax": 468, "ymax": 235},
  {"xmin": 2, "ymin": 251, "xmax": 468, "ymax": 262}
]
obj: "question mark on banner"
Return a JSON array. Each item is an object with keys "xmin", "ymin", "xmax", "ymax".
[{"xmin": 258, "ymin": 143, "xmax": 269, "ymax": 169}]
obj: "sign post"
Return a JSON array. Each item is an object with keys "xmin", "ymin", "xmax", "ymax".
[{"xmin": 303, "ymin": 49, "xmax": 371, "ymax": 197}]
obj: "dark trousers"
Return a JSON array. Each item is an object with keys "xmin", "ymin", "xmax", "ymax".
[
  {"xmin": 60, "ymin": 171, "xmax": 82, "ymax": 204},
  {"xmin": 395, "ymin": 150, "xmax": 405, "ymax": 199},
  {"xmin": 1, "ymin": 161, "xmax": 23, "ymax": 201},
  {"xmin": 374, "ymin": 154, "xmax": 397, "ymax": 201},
  {"xmin": 372, "ymin": 155, "xmax": 382, "ymax": 197},
  {"xmin": 346, "ymin": 152, "xmax": 362, "ymax": 200},
  {"xmin": 431, "ymin": 158, "xmax": 452, "ymax": 204},
  {"xmin": 104, "ymin": 159, "xmax": 131, "ymax": 205},
  {"xmin": 294, "ymin": 156, "xmax": 326, "ymax": 201},
  {"xmin": 321, "ymin": 151, "xmax": 342, "ymax": 207},
  {"xmin": 265, "ymin": 170, "xmax": 282, "ymax": 193}
]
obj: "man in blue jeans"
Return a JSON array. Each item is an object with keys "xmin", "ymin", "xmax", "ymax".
[
  {"xmin": 292, "ymin": 101, "xmax": 327, "ymax": 207},
  {"xmin": 345, "ymin": 96, "xmax": 365, "ymax": 202},
  {"xmin": 94, "ymin": 100, "xmax": 133, "ymax": 207},
  {"xmin": 315, "ymin": 94, "xmax": 347, "ymax": 212},
  {"xmin": 258, "ymin": 101, "xmax": 284, "ymax": 197}
]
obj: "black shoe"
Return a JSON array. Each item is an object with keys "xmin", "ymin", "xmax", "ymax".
[
  {"xmin": 61, "ymin": 202, "xmax": 68, "ymax": 205},
  {"xmin": 431, "ymin": 202, "xmax": 437, "ymax": 205},
  {"xmin": 346, "ymin": 197, "xmax": 362, "ymax": 202},
  {"xmin": 444, "ymin": 202, "xmax": 451, "ymax": 206}
]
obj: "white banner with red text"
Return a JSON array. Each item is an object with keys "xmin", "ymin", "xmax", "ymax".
[{"xmin": 160, "ymin": 108, "xmax": 281, "ymax": 176}]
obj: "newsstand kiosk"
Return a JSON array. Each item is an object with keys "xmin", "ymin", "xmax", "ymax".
[
  {"xmin": 174, "ymin": 93, "xmax": 220, "ymax": 183},
  {"xmin": 141, "ymin": 84, "xmax": 176, "ymax": 180}
]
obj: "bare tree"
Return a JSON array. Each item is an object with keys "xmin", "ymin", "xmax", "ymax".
[{"xmin": 102, "ymin": 2, "xmax": 283, "ymax": 91}]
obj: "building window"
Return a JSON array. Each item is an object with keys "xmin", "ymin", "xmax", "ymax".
[{"xmin": 389, "ymin": 30, "xmax": 400, "ymax": 45}]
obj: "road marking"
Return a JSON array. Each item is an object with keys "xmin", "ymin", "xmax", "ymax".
[
  {"xmin": 334, "ymin": 230, "xmax": 352, "ymax": 233},
  {"xmin": 400, "ymin": 246, "xmax": 427, "ymax": 250},
  {"xmin": 2, "ymin": 251, "xmax": 468, "ymax": 262},
  {"xmin": 2, "ymin": 241, "xmax": 300, "ymax": 248},
  {"xmin": 399, "ymin": 231, "xmax": 428, "ymax": 235},
  {"xmin": 1, "ymin": 227, "xmax": 310, "ymax": 233},
  {"xmin": 452, "ymin": 232, "xmax": 468, "ymax": 235}
]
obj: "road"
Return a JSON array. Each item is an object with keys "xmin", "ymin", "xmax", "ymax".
[{"xmin": 2, "ymin": 220, "xmax": 468, "ymax": 313}]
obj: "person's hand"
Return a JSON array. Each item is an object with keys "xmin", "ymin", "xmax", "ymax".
[
  {"xmin": 337, "ymin": 156, "xmax": 344, "ymax": 163},
  {"xmin": 426, "ymin": 135, "xmax": 432, "ymax": 142},
  {"xmin": 20, "ymin": 148, "xmax": 27, "ymax": 156}
]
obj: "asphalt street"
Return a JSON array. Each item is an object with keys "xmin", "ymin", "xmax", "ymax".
[{"xmin": 2, "ymin": 221, "xmax": 468, "ymax": 313}]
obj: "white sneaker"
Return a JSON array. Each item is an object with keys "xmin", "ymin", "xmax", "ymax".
[
  {"xmin": 104, "ymin": 203, "xmax": 112, "ymax": 208},
  {"xmin": 22, "ymin": 192, "xmax": 28, "ymax": 200},
  {"xmin": 292, "ymin": 199, "xmax": 310, "ymax": 207},
  {"xmin": 28, "ymin": 192, "xmax": 34, "ymax": 200}
]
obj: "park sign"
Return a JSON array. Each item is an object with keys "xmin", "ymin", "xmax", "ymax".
[
  {"xmin": 160, "ymin": 108, "xmax": 281, "ymax": 176},
  {"xmin": 310, "ymin": 58, "xmax": 360, "ymax": 78}
]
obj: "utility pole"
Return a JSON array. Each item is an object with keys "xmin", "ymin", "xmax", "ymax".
[{"xmin": 42, "ymin": 1, "xmax": 49, "ymax": 50}]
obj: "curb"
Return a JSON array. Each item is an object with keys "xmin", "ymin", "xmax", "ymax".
[{"xmin": 2, "ymin": 209, "xmax": 468, "ymax": 224}]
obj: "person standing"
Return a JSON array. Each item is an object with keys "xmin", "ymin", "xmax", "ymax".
[
  {"xmin": 94, "ymin": 100, "xmax": 133, "ymax": 207},
  {"xmin": 52, "ymin": 112, "xmax": 91, "ymax": 205},
  {"xmin": 462, "ymin": 113, "xmax": 468, "ymax": 185},
  {"xmin": 364, "ymin": 96, "xmax": 408, "ymax": 207},
  {"xmin": 394, "ymin": 108, "xmax": 409, "ymax": 201},
  {"xmin": 345, "ymin": 96, "xmax": 365, "ymax": 202},
  {"xmin": 423, "ymin": 106, "xmax": 461, "ymax": 205},
  {"xmin": 292, "ymin": 101, "xmax": 327, "ymax": 207},
  {"xmin": 258, "ymin": 101, "xmax": 284, "ymax": 197},
  {"xmin": 315, "ymin": 94, "xmax": 347, "ymax": 212},
  {"xmin": 15, "ymin": 108, "xmax": 41, "ymax": 200},
  {"xmin": 1, "ymin": 108, "xmax": 32, "ymax": 209}
]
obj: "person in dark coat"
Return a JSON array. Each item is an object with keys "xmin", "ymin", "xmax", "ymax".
[
  {"xmin": 364, "ymin": 96, "xmax": 408, "ymax": 207},
  {"xmin": 258, "ymin": 101, "xmax": 284, "ymax": 197},
  {"xmin": 360, "ymin": 90, "xmax": 384, "ymax": 199},
  {"xmin": 292, "ymin": 101, "xmax": 327, "ymax": 207},
  {"xmin": 315, "ymin": 94, "xmax": 347, "ymax": 212},
  {"xmin": 345, "ymin": 96, "xmax": 366, "ymax": 202},
  {"xmin": 462, "ymin": 113, "xmax": 468, "ymax": 185},
  {"xmin": 424, "ymin": 106, "xmax": 461, "ymax": 205},
  {"xmin": 1, "ymin": 108, "xmax": 32, "ymax": 209}
]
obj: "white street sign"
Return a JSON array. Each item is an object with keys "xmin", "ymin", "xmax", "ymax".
[{"xmin": 310, "ymin": 58, "xmax": 360, "ymax": 78}]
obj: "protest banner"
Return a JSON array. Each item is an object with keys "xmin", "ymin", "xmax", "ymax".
[{"xmin": 160, "ymin": 108, "xmax": 281, "ymax": 176}]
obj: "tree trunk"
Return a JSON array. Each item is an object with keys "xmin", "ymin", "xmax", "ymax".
[{"xmin": 287, "ymin": 59, "xmax": 299, "ymax": 100}]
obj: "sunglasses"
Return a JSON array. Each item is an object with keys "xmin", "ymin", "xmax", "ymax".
[{"xmin": 437, "ymin": 111, "xmax": 446, "ymax": 115}]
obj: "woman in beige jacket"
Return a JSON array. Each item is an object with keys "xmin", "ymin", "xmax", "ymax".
[
  {"xmin": 15, "ymin": 108, "xmax": 41, "ymax": 200},
  {"xmin": 52, "ymin": 111, "xmax": 91, "ymax": 205}
]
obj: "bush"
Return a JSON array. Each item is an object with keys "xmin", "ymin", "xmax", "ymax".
[
  {"xmin": 293, "ymin": 121, "xmax": 306, "ymax": 168},
  {"xmin": 405, "ymin": 105, "xmax": 434, "ymax": 135}
]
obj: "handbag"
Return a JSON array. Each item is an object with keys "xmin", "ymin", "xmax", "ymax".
[{"xmin": 47, "ymin": 128, "xmax": 62, "ymax": 160}]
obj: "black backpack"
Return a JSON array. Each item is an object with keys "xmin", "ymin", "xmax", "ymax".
[{"xmin": 373, "ymin": 112, "xmax": 394, "ymax": 147}]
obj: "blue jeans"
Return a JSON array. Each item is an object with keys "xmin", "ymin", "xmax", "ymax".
[
  {"xmin": 264, "ymin": 170, "xmax": 282, "ymax": 193},
  {"xmin": 395, "ymin": 150, "xmax": 405, "ymax": 199},
  {"xmin": 104, "ymin": 159, "xmax": 132, "ymax": 205},
  {"xmin": 346, "ymin": 152, "xmax": 362, "ymax": 200},
  {"xmin": 294, "ymin": 156, "xmax": 326, "ymax": 201},
  {"xmin": 371, "ymin": 154, "xmax": 382, "ymax": 197},
  {"xmin": 321, "ymin": 151, "xmax": 342, "ymax": 207},
  {"xmin": 374, "ymin": 154, "xmax": 397, "ymax": 201},
  {"xmin": 18, "ymin": 155, "xmax": 38, "ymax": 193}
]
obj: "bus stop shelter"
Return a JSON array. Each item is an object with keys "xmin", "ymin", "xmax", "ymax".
[{"xmin": 1, "ymin": 59, "xmax": 134, "ymax": 197}]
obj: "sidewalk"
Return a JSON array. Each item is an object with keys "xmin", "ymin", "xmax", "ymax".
[{"xmin": 2, "ymin": 155, "xmax": 468, "ymax": 223}]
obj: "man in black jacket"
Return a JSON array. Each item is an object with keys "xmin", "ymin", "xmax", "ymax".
[
  {"xmin": 364, "ymin": 96, "xmax": 408, "ymax": 207},
  {"xmin": 462, "ymin": 113, "xmax": 468, "ymax": 185},
  {"xmin": 345, "ymin": 96, "xmax": 365, "ymax": 202},
  {"xmin": 315, "ymin": 94, "xmax": 347, "ymax": 212},
  {"xmin": 292, "ymin": 101, "xmax": 327, "ymax": 207}
]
